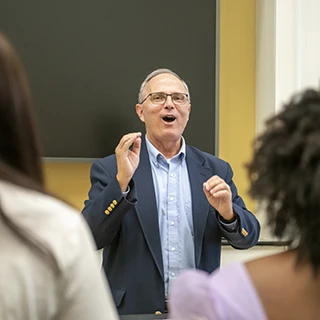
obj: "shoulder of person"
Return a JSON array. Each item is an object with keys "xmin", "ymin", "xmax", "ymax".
[
  {"xmin": 93, "ymin": 154, "xmax": 117, "ymax": 172},
  {"xmin": 173, "ymin": 262, "xmax": 252, "ymax": 309},
  {"xmin": 94, "ymin": 153, "xmax": 116, "ymax": 165},
  {"xmin": 0, "ymin": 180, "xmax": 92, "ymax": 271}
]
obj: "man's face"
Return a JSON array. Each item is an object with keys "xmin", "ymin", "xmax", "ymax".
[{"xmin": 135, "ymin": 73, "xmax": 191, "ymax": 144}]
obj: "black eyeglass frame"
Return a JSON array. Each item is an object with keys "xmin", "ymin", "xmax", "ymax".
[{"xmin": 139, "ymin": 92, "xmax": 189, "ymax": 105}]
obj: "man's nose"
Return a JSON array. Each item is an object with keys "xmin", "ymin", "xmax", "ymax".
[{"xmin": 164, "ymin": 95, "xmax": 174, "ymax": 108}]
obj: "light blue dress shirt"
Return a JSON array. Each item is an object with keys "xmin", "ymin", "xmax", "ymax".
[
  {"xmin": 144, "ymin": 135, "xmax": 239, "ymax": 296},
  {"xmin": 145, "ymin": 135, "xmax": 195, "ymax": 296}
]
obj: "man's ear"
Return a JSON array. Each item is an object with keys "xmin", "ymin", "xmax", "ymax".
[
  {"xmin": 187, "ymin": 103, "xmax": 191, "ymax": 121},
  {"xmin": 135, "ymin": 104, "xmax": 145, "ymax": 122}
]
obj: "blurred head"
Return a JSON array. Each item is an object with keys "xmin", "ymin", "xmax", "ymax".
[
  {"xmin": 136, "ymin": 68, "xmax": 191, "ymax": 147},
  {"xmin": 0, "ymin": 32, "xmax": 43, "ymax": 188},
  {"xmin": 247, "ymin": 88, "xmax": 320, "ymax": 273}
]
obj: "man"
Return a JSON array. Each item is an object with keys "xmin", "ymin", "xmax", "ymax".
[{"xmin": 82, "ymin": 68, "xmax": 260, "ymax": 315}]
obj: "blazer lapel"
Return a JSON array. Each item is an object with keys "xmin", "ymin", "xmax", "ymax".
[
  {"xmin": 134, "ymin": 140, "xmax": 164, "ymax": 279},
  {"xmin": 186, "ymin": 146, "xmax": 212, "ymax": 268}
]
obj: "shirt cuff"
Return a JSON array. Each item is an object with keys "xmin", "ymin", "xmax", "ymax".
[{"xmin": 122, "ymin": 185, "xmax": 130, "ymax": 196}]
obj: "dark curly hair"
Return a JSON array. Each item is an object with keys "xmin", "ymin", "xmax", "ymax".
[{"xmin": 247, "ymin": 88, "xmax": 320, "ymax": 274}]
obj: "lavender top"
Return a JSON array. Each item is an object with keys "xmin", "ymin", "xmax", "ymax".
[{"xmin": 169, "ymin": 262, "xmax": 267, "ymax": 320}]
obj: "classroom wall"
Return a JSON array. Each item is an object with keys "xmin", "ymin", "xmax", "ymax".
[
  {"xmin": 256, "ymin": 0, "xmax": 320, "ymax": 134},
  {"xmin": 43, "ymin": 162, "xmax": 91, "ymax": 211},
  {"xmin": 44, "ymin": 0, "xmax": 256, "ymax": 213},
  {"xmin": 218, "ymin": 0, "xmax": 256, "ymax": 211}
]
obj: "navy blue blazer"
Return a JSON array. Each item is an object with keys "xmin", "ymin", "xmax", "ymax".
[{"xmin": 82, "ymin": 139, "xmax": 260, "ymax": 315}]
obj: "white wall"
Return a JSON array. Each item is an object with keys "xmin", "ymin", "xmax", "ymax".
[
  {"xmin": 221, "ymin": 245, "xmax": 286, "ymax": 267},
  {"xmin": 256, "ymin": 0, "xmax": 320, "ymax": 133},
  {"xmin": 255, "ymin": 0, "xmax": 320, "ymax": 242}
]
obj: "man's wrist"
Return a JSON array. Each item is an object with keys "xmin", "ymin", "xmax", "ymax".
[
  {"xmin": 116, "ymin": 174, "xmax": 130, "ymax": 192},
  {"xmin": 122, "ymin": 185, "xmax": 130, "ymax": 196},
  {"xmin": 219, "ymin": 213, "xmax": 237, "ymax": 224}
]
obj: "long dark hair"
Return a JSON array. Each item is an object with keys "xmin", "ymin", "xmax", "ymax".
[
  {"xmin": 247, "ymin": 88, "xmax": 320, "ymax": 274},
  {"xmin": 0, "ymin": 32, "xmax": 43, "ymax": 189},
  {"xmin": 0, "ymin": 33, "xmax": 59, "ymax": 265}
]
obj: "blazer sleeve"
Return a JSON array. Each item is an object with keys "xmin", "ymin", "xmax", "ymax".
[
  {"xmin": 218, "ymin": 162, "xmax": 260, "ymax": 249},
  {"xmin": 81, "ymin": 160, "xmax": 137, "ymax": 249}
]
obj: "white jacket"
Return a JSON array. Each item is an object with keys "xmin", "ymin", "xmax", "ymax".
[{"xmin": 0, "ymin": 180, "xmax": 119, "ymax": 320}]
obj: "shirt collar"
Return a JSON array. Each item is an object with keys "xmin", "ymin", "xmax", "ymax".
[{"xmin": 145, "ymin": 134, "xmax": 186, "ymax": 166}]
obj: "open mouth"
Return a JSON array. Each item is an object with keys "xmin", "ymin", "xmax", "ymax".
[{"xmin": 162, "ymin": 115, "xmax": 176, "ymax": 123}]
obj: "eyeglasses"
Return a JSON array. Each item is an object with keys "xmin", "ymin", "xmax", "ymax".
[{"xmin": 140, "ymin": 92, "xmax": 189, "ymax": 105}]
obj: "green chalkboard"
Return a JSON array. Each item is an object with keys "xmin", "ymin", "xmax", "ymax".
[{"xmin": 1, "ymin": 0, "xmax": 217, "ymax": 159}]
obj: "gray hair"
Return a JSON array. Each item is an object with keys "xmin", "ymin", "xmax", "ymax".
[{"xmin": 138, "ymin": 68, "xmax": 191, "ymax": 103}]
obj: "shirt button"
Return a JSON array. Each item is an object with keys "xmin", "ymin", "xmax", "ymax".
[
  {"xmin": 170, "ymin": 173, "xmax": 174, "ymax": 177},
  {"xmin": 171, "ymin": 272, "xmax": 176, "ymax": 277},
  {"xmin": 171, "ymin": 247, "xmax": 176, "ymax": 251},
  {"xmin": 170, "ymin": 197, "xmax": 174, "ymax": 201},
  {"xmin": 171, "ymin": 221, "xmax": 175, "ymax": 226}
]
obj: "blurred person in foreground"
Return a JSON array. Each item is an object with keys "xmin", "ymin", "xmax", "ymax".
[
  {"xmin": 169, "ymin": 88, "xmax": 320, "ymax": 320},
  {"xmin": 0, "ymin": 32, "xmax": 119, "ymax": 320},
  {"xmin": 82, "ymin": 68, "xmax": 260, "ymax": 314}
]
